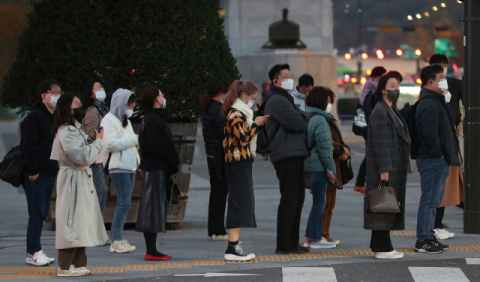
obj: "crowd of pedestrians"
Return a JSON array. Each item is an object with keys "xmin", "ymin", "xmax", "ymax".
[{"xmin": 12, "ymin": 53, "xmax": 465, "ymax": 275}]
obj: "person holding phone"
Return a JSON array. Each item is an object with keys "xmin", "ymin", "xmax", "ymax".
[{"xmin": 302, "ymin": 87, "xmax": 337, "ymax": 249}]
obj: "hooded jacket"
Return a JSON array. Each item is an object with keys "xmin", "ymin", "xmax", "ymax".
[
  {"xmin": 98, "ymin": 88, "xmax": 140, "ymax": 171},
  {"xmin": 290, "ymin": 86, "xmax": 307, "ymax": 111}
]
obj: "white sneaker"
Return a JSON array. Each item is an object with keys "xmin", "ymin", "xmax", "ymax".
[
  {"xmin": 37, "ymin": 250, "xmax": 55, "ymax": 264},
  {"xmin": 26, "ymin": 252, "xmax": 50, "ymax": 266},
  {"xmin": 375, "ymin": 250, "xmax": 404, "ymax": 259},
  {"xmin": 434, "ymin": 228, "xmax": 451, "ymax": 240},
  {"xmin": 441, "ymin": 228, "xmax": 455, "ymax": 239},
  {"xmin": 109, "ymin": 240, "xmax": 132, "ymax": 253},
  {"xmin": 123, "ymin": 239, "xmax": 136, "ymax": 251},
  {"xmin": 310, "ymin": 237, "xmax": 336, "ymax": 249},
  {"xmin": 57, "ymin": 265, "xmax": 90, "ymax": 277},
  {"xmin": 212, "ymin": 235, "xmax": 229, "ymax": 241}
]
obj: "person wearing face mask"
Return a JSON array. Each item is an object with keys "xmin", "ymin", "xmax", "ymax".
[
  {"xmin": 135, "ymin": 86, "xmax": 180, "ymax": 261},
  {"xmin": 221, "ymin": 80, "xmax": 269, "ymax": 261},
  {"xmin": 99, "ymin": 88, "xmax": 140, "ymax": 254},
  {"xmin": 19, "ymin": 80, "xmax": 61, "ymax": 266},
  {"xmin": 302, "ymin": 87, "xmax": 337, "ymax": 249},
  {"xmin": 50, "ymin": 93, "xmax": 108, "ymax": 277},
  {"xmin": 414, "ymin": 65, "xmax": 461, "ymax": 254},
  {"xmin": 364, "ymin": 75, "xmax": 410, "ymax": 260},
  {"xmin": 199, "ymin": 80, "xmax": 230, "ymax": 241},
  {"xmin": 263, "ymin": 64, "xmax": 310, "ymax": 254},
  {"xmin": 81, "ymin": 80, "xmax": 110, "ymax": 214}
]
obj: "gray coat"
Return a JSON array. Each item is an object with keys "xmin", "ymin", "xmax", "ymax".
[
  {"xmin": 364, "ymin": 100, "xmax": 411, "ymax": 230},
  {"xmin": 264, "ymin": 86, "xmax": 309, "ymax": 164}
]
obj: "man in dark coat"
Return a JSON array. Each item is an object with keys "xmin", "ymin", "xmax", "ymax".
[
  {"xmin": 414, "ymin": 65, "xmax": 461, "ymax": 254},
  {"xmin": 263, "ymin": 64, "xmax": 309, "ymax": 254}
]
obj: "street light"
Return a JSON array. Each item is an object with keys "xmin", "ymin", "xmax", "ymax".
[
  {"xmin": 345, "ymin": 53, "xmax": 352, "ymax": 59},
  {"xmin": 415, "ymin": 49, "xmax": 422, "ymax": 56},
  {"xmin": 352, "ymin": 77, "xmax": 358, "ymax": 83},
  {"xmin": 407, "ymin": 15, "xmax": 413, "ymax": 20},
  {"xmin": 396, "ymin": 49, "xmax": 403, "ymax": 56},
  {"xmin": 376, "ymin": 50, "xmax": 384, "ymax": 59},
  {"xmin": 441, "ymin": 3, "xmax": 446, "ymax": 7},
  {"xmin": 360, "ymin": 77, "xmax": 367, "ymax": 85},
  {"xmin": 433, "ymin": 6, "xmax": 438, "ymax": 11},
  {"xmin": 361, "ymin": 53, "xmax": 368, "ymax": 59},
  {"xmin": 425, "ymin": 12, "xmax": 430, "ymax": 17},
  {"xmin": 416, "ymin": 14, "xmax": 421, "ymax": 19}
]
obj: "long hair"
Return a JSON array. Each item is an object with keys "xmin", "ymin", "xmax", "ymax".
[
  {"xmin": 200, "ymin": 80, "xmax": 229, "ymax": 111},
  {"xmin": 52, "ymin": 93, "xmax": 77, "ymax": 137},
  {"xmin": 137, "ymin": 85, "xmax": 160, "ymax": 110},
  {"xmin": 222, "ymin": 80, "xmax": 258, "ymax": 115},
  {"xmin": 374, "ymin": 75, "xmax": 395, "ymax": 101}
]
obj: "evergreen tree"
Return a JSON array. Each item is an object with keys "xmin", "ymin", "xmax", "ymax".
[{"xmin": 1, "ymin": 0, "xmax": 240, "ymax": 120}]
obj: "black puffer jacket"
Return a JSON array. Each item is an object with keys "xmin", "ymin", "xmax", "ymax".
[{"xmin": 202, "ymin": 100, "xmax": 225, "ymax": 157}]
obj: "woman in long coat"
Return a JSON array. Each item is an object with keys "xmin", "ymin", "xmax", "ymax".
[
  {"xmin": 365, "ymin": 74, "xmax": 410, "ymax": 260},
  {"xmin": 51, "ymin": 93, "xmax": 108, "ymax": 276}
]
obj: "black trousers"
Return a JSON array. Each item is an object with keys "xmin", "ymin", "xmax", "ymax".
[
  {"xmin": 355, "ymin": 136, "xmax": 367, "ymax": 187},
  {"xmin": 434, "ymin": 207, "xmax": 445, "ymax": 229},
  {"xmin": 274, "ymin": 157, "xmax": 305, "ymax": 249},
  {"xmin": 207, "ymin": 157, "xmax": 228, "ymax": 236},
  {"xmin": 370, "ymin": 230, "xmax": 394, "ymax": 252}
]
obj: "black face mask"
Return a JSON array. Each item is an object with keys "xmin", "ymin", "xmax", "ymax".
[
  {"xmin": 386, "ymin": 90, "xmax": 400, "ymax": 102},
  {"xmin": 73, "ymin": 107, "xmax": 86, "ymax": 123}
]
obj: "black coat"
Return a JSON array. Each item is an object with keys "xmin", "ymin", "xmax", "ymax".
[
  {"xmin": 447, "ymin": 77, "xmax": 463, "ymax": 127},
  {"xmin": 416, "ymin": 89, "xmax": 461, "ymax": 167},
  {"xmin": 20, "ymin": 101, "xmax": 58, "ymax": 177},
  {"xmin": 139, "ymin": 108, "xmax": 180, "ymax": 173},
  {"xmin": 364, "ymin": 100, "xmax": 411, "ymax": 230},
  {"xmin": 202, "ymin": 100, "xmax": 225, "ymax": 157}
]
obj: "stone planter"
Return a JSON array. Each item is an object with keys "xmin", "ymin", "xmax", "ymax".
[{"xmin": 46, "ymin": 120, "xmax": 198, "ymax": 231}]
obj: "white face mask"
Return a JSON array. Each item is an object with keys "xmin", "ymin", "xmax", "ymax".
[
  {"xmin": 94, "ymin": 89, "xmax": 106, "ymax": 102},
  {"xmin": 326, "ymin": 103, "xmax": 333, "ymax": 113},
  {"xmin": 281, "ymin": 79, "xmax": 294, "ymax": 90},
  {"xmin": 444, "ymin": 91, "xmax": 452, "ymax": 103},
  {"xmin": 220, "ymin": 99, "xmax": 224, "ymax": 104},
  {"xmin": 247, "ymin": 99, "xmax": 255, "ymax": 108},
  {"xmin": 162, "ymin": 98, "xmax": 166, "ymax": 108},
  {"xmin": 438, "ymin": 79, "xmax": 449, "ymax": 92},
  {"xmin": 48, "ymin": 94, "xmax": 60, "ymax": 108},
  {"xmin": 125, "ymin": 109, "xmax": 134, "ymax": 118}
]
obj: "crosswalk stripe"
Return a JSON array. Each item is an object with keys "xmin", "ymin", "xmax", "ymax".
[
  {"xmin": 466, "ymin": 258, "xmax": 480, "ymax": 265},
  {"xmin": 282, "ymin": 267, "xmax": 336, "ymax": 282},
  {"xmin": 409, "ymin": 267, "xmax": 470, "ymax": 282}
]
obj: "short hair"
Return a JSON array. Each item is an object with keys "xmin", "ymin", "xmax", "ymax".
[
  {"xmin": 420, "ymin": 65, "xmax": 444, "ymax": 87},
  {"xmin": 298, "ymin": 74, "xmax": 314, "ymax": 87},
  {"xmin": 374, "ymin": 75, "xmax": 396, "ymax": 102},
  {"xmin": 386, "ymin": 71, "xmax": 403, "ymax": 82},
  {"xmin": 370, "ymin": 66, "xmax": 387, "ymax": 79},
  {"xmin": 268, "ymin": 64, "xmax": 290, "ymax": 82},
  {"xmin": 306, "ymin": 87, "xmax": 332, "ymax": 111},
  {"xmin": 429, "ymin": 54, "xmax": 449, "ymax": 65},
  {"xmin": 37, "ymin": 79, "xmax": 60, "ymax": 97}
]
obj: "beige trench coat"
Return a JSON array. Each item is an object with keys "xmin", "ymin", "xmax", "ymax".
[
  {"xmin": 439, "ymin": 152, "xmax": 464, "ymax": 208},
  {"xmin": 50, "ymin": 123, "xmax": 108, "ymax": 249}
]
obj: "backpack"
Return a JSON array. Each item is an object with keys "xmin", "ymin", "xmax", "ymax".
[
  {"xmin": 255, "ymin": 93, "xmax": 284, "ymax": 154},
  {"xmin": 406, "ymin": 97, "xmax": 443, "ymax": 159},
  {"xmin": 363, "ymin": 90, "xmax": 377, "ymax": 124},
  {"xmin": 352, "ymin": 104, "xmax": 367, "ymax": 137}
]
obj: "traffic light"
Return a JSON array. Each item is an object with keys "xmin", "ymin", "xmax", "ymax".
[
  {"xmin": 415, "ymin": 49, "xmax": 422, "ymax": 56},
  {"xmin": 396, "ymin": 49, "xmax": 403, "ymax": 56},
  {"xmin": 361, "ymin": 53, "xmax": 368, "ymax": 59},
  {"xmin": 345, "ymin": 53, "xmax": 352, "ymax": 59}
]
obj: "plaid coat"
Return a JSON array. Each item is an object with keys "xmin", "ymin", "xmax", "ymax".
[{"xmin": 364, "ymin": 100, "xmax": 411, "ymax": 230}]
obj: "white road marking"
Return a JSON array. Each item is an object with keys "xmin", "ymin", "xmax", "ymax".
[
  {"xmin": 282, "ymin": 267, "xmax": 337, "ymax": 282},
  {"xmin": 466, "ymin": 258, "xmax": 480, "ymax": 265},
  {"xmin": 409, "ymin": 267, "xmax": 470, "ymax": 282},
  {"xmin": 174, "ymin": 273, "xmax": 260, "ymax": 277}
]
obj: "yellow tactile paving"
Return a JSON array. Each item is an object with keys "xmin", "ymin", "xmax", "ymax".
[
  {"xmin": 0, "ymin": 275, "xmax": 15, "ymax": 281},
  {"xmin": 158, "ymin": 262, "xmax": 192, "ymax": 268},
  {"xmin": 192, "ymin": 260, "xmax": 225, "ymax": 266},
  {"xmin": 124, "ymin": 264, "xmax": 158, "ymax": 271},
  {"xmin": 397, "ymin": 248, "xmax": 415, "ymax": 254},
  {"xmin": 391, "ymin": 231, "xmax": 416, "ymax": 236},
  {"xmin": 225, "ymin": 258, "xmax": 258, "ymax": 263},
  {"xmin": 0, "ymin": 269, "xmax": 19, "ymax": 274},
  {"xmin": 87, "ymin": 266, "xmax": 124, "ymax": 273},
  {"xmin": 469, "ymin": 244, "xmax": 480, "ymax": 249},
  {"xmin": 320, "ymin": 252, "xmax": 354, "ymax": 258},
  {"xmin": 258, "ymin": 255, "xmax": 291, "ymax": 261},
  {"xmin": 288, "ymin": 253, "xmax": 323, "ymax": 259},
  {"xmin": 449, "ymin": 245, "xmax": 473, "ymax": 251},
  {"xmin": 15, "ymin": 267, "xmax": 55, "ymax": 278},
  {"xmin": 350, "ymin": 250, "xmax": 375, "ymax": 256}
]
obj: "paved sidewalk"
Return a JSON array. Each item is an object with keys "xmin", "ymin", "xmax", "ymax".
[{"xmin": 0, "ymin": 121, "xmax": 478, "ymax": 281}]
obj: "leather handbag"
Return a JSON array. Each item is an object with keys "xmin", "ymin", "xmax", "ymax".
[
  {"xmin": 339, "ymin": 157, "xmax": 354, "ymax": 185},
  {"xmin": 168, "ymin": 175, "xmax": 181, "ymax": 206},
  {"xmin": 91, "ymin": 163, "xmax": 109, "ymax": 195},
  {"xmin": 367, "ymin": 180, "xmax": 401, "ymax": 214}
]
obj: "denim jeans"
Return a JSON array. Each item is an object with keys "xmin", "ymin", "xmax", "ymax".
[
  {"xmin": 21, "ymin": 172, "xmax": 56, "ymax": 254},
  {"xmin": 416, "ymin": 158, "xmax": 449, "ymax": 242},
  {"xmin": 98, "ymin": 194, "xmax": 108, "ymax": 215},
  {"xmin": 109, "ymin": 173, "xmax": 135, "ymax": 241},
  {"xmin": 305, "ymin": 172, "xmax": 328, "ymax": 242}
]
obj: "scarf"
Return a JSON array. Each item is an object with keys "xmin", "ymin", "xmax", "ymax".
[{"xmin": 231, "ymin": 98, "xmax": 257, "ymax": 156}]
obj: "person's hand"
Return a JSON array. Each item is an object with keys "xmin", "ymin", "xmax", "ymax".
[
  {"xmin": 380, "ymin": 172, "xmax": 389, "ymax": 182},
  {"xmin": 343, "ymin": 147, "xmax": 350, "ymax": 156},
  {"xmin": 29, "ymin": 174, "xmax": 39, "ymax": 181},
  {"xmin": 330, "ymin": 175, "xmax": 336, "ymax": 183},
  {"xmin": 254, "ymin": 115, "xmax": 269, "ymax": 126},
  {"xmin": 174, "ymin": 172, "xmax": 179, "ymax": 176},
  {"xmin": 94, "ymin": 129, "xmax": 103, "ymax": 140},
  {"xmin": 339, "ymin": 147, "xmax": 350, "ymax": 161}
]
